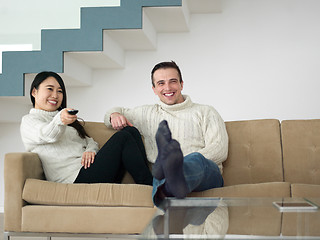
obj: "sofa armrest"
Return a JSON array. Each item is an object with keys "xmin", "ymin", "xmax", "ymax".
[{"xmin": 4, "ymin": 152, "xmax": 44, "ymax": 232}]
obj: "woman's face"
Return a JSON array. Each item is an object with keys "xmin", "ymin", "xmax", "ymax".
[{"xmin": 32, "ymin": 77, "xmax": 63, "ymax": 111}]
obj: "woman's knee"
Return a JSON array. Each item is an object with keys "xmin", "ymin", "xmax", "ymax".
[
  {"xmin": 123, "ymin": 126, "xmax": 138, "ymax": 132},
  {"xmin": 111, "ymin": 129, "xmax": 131, "ymax": 142},
  {"xmin": 122, "ymin": 126, "xmax": 138, "ymax": 135},
  {"xmin": 122, "ymin": 126, "xmax": 142, "ymax": 140}
]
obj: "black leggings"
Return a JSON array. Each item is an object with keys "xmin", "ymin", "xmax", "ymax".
[{"xmin": 74, "ymin": 126, "xmax": 153, "ymax": 185}]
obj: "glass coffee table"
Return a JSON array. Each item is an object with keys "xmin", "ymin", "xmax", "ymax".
[{"xmin": 141, "ymin": 197, "xmax": 320, "ymax": 239}]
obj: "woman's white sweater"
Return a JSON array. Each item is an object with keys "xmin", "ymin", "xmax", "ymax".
[
  {"xmin": 104, "ymin": 95, "xmax": 228, "ymax": 172},
  {"xmin": 20, "ymin": 109, "xmax": 99, "ymax": 183}
]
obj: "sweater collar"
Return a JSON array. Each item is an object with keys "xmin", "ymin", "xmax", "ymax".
[
  {"xmin": 30, "ymin": 108, "xmax": 59, "ymax": 117},
  {"xmin": 158, "ymin": 95, "xmax": 193, "ymax": 111}
]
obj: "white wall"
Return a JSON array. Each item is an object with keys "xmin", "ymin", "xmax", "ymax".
[
  {"xmin": 1, "ymin": 0, "xmax": 320, "ymax": 211},
  {"xmin": 67, "ymin": 0, "xmax": 320, "ymax": 122},
  {"xmin": 0, "ymin": 0, "xmax": 120, "ymax": 48},
  {"xmin": 0, "ymin": 0, "xmax": 121, "ymax": 212}
]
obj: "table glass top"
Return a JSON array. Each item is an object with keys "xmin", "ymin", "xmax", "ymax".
[{"xmin": 141, "ymin": 197, "xmax": 320, "ymax": 239}]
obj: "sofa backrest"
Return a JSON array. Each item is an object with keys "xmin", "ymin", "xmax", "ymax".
[
  {"xmin": 84, "ymin": 120, "xmax": 285, "ymax": 186},
  {"xmin": 84, "ymin": 122, "xmax": 117, "ymax": 148},
  {"xmin": 84, "ymin": 122, "xmax": 136, "ymax": 183},
  {"xmin": 222, "ymin": 119, "xmax": 283, "ymax": 186},
  {"xmin": 281, "ymin": 119, "xmax": 320, "ymax": 184}
]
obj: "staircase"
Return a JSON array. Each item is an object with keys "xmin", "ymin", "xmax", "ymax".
[{"xmin": 0, "ymin": 0, "xmax": 222, "ymax": 123}]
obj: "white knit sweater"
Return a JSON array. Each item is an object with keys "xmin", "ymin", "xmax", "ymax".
[
  {"xmin": 104, "ymin": 95, "xmax": 228, "ymax": 172},
  {"xmin": 20, "ymin": 109, "xmax": 99, "ymax": 183}
]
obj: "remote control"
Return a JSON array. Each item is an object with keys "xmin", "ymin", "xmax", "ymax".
[{"xmin": 68, "ymin": 109, "xmax": 79, "ymax": 115}]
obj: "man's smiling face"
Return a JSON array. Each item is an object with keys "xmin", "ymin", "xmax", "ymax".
[{"xmin": 152, "ymin": 68, "xmax": 184, "ymax": 105}]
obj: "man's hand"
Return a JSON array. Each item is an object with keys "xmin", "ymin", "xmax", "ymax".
[
  {"xmin": 110, "ymin": 112, "xmax": 133, "ymax": 130},
  {"xmin": 82, "ymin": 152, "xmax": 95, "ymax": 169}
]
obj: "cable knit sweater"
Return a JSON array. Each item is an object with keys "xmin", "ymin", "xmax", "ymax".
[
  {"xmin": 20, "ymin": 109, "xmax": 99, "ymax": 183},
  {"xmin": 104, "ymin": 95, "xmax": 228, "ymax": 172}
]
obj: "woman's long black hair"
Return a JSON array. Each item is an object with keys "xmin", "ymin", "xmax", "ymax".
[{"xmin": 30, "ymin": 71, "xmax": 88, "ymax": 139}]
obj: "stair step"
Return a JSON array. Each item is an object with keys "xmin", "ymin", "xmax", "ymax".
[
  {"xmin": 0, "ymin": 0, "xmax": 223, "ymax": 122},
  {"xmin": 144, "ymin": 5, "xmax": 190, "ymax": 33},
  {"xmin": 66, "ymin": 31, "xmax": 125, "ymax": 69},
  {"xmin": 107, "ymin": 10, "xmax": 157, "ymax": 51},
  {"xmin": 0, "ymin": 0, "xmax": 183, "ymax": 97}
]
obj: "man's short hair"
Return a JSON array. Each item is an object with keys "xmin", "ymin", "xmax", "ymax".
[{"xmin": 151, "ymin": 61, "xmax": 183, "ymax": 87}]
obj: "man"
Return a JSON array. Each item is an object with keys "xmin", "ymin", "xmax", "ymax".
[{"xmin": 104, "ymin": 61, "xmax": 228, "ymax": 206}]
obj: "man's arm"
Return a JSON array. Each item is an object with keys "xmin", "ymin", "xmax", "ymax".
[
  {"xmin": 109, "ymin": 112, "xmax": 133, "ymax": 130},
  {"xmin": 197, "ymin": 106, "xmax": 229, "ymax": 165},
  {"xmin": 104, "ymin": 107, "xmax": 138, "ymax": 130},
  {"xmin": 104, "ymin": 107, "xmax": 130, "ymax": 130}
]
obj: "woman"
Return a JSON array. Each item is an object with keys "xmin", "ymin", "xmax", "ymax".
[{"xmin": 20, "ymin": 71, "xmax": 153, "ymax": 185}]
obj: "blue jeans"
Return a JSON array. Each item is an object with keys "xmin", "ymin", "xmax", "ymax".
[{"xmin": 152, "ymin": 152, "xmax": 224, "ymax": 207}]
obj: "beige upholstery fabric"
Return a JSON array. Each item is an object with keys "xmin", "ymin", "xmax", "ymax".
[
  {"xmin": 282, "ymin": 184, "xmax": 320, "ymax": 236},
  {"xmin": 189, "ymin": 182, "xmax": 291, "ymax": 198},
  {"xmin": 83, "ymin": 121, "xmax": 116, "ymax": 148},
  {"xmin": 22, "ymin": 205, "xmax": 156, "ymax": 234},
  {"xmin": 4, "ymin": 152, "xmax": 44, "ymax": 231},
  {"xmin": 281, "ymin": 119, "xmax": 320, "ymax": 184},
  {"xmin": 5, "ymin": 119, "xmax": 320, "ymax": 237},
  {"xmin": 282, "ymin": 212, "xmax": 320, "ymax": 237},
  {"xmin": 223, "ymin": 119, "xmax": 283, "ymax": 186},
  {"xmin": 189, "ymin": 182, "xmax": 290, "ymax": 236},
  {"xmin": 226, "ymin": 205, "xmax": 281, "ymax": 236},
  {"xmin": 291, "ymin": 184, "xmax": 320, "ymax": 198},
  {"xmin": 281, "ymin": 119, "xmax": 320, "ymax": 237},
  {"xmin": 23, "ymin": 179, "xmax": 153, "ymax": 207}
]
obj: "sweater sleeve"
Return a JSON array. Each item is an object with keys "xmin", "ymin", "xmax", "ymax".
[
  {"xmin": 197, "ymin": 106, "xmax": 229, "ymax": 165},
  {"xmin": 104, "ymin": 107, "xmax": 125, "ymax": 127},
  {"xmin": 84, "ymin": 136, "xmax": 99, "ymax": 153},
  {"xmin": 21, "ymin": 111, "xmax": 66, "ymax": 145},
  {"xmin": 104, "ymin": 106, "xmax": 147, "ymax": 131}
]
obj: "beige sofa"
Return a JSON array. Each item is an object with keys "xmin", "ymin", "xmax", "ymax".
[{"xmin": 4, "ymin": 119, "xmax": 320, "ymax": 239}]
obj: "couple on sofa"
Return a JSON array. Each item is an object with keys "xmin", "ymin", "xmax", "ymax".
[{"xmin": 20, "ymin": 61, "xmax": 229, "ymax": 208}]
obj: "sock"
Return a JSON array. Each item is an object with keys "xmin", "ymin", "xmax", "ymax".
[
  {"xmin": 152, "ymin": 120, "xmax": 172, "ymax": 180},
  {"xmin": 162, "ymin": 139, "xmax": 189, "ymax": 199}
]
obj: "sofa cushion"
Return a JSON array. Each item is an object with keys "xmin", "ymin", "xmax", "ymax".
[
  {"xmin": 189, "ymin": 182, "xmax": 290, "ymax": 236},
  {"xmin": 223, "ymin": 119, "xmax": 283, "ymax": 186},
  {"xmin": 22, "ymin": 179, "xmax": 154, "ymax": 207},
  {"xmin": 189, "ymin": 182, "xmax": 291, "ymax": 198},
  {"xmin": 281, "ymin": 119, "xmax": 320, "ymax": 184},
  {"xmin": 290, "ymin": 183, "xmax": 320, "ymax": 198},
  {"xmin": 282, "ymin": 184, "xmax": 320, "ymax": 237},
  {"xmin": 22, "ymin": 205, "xmax": 156, "ymax": 234}
]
